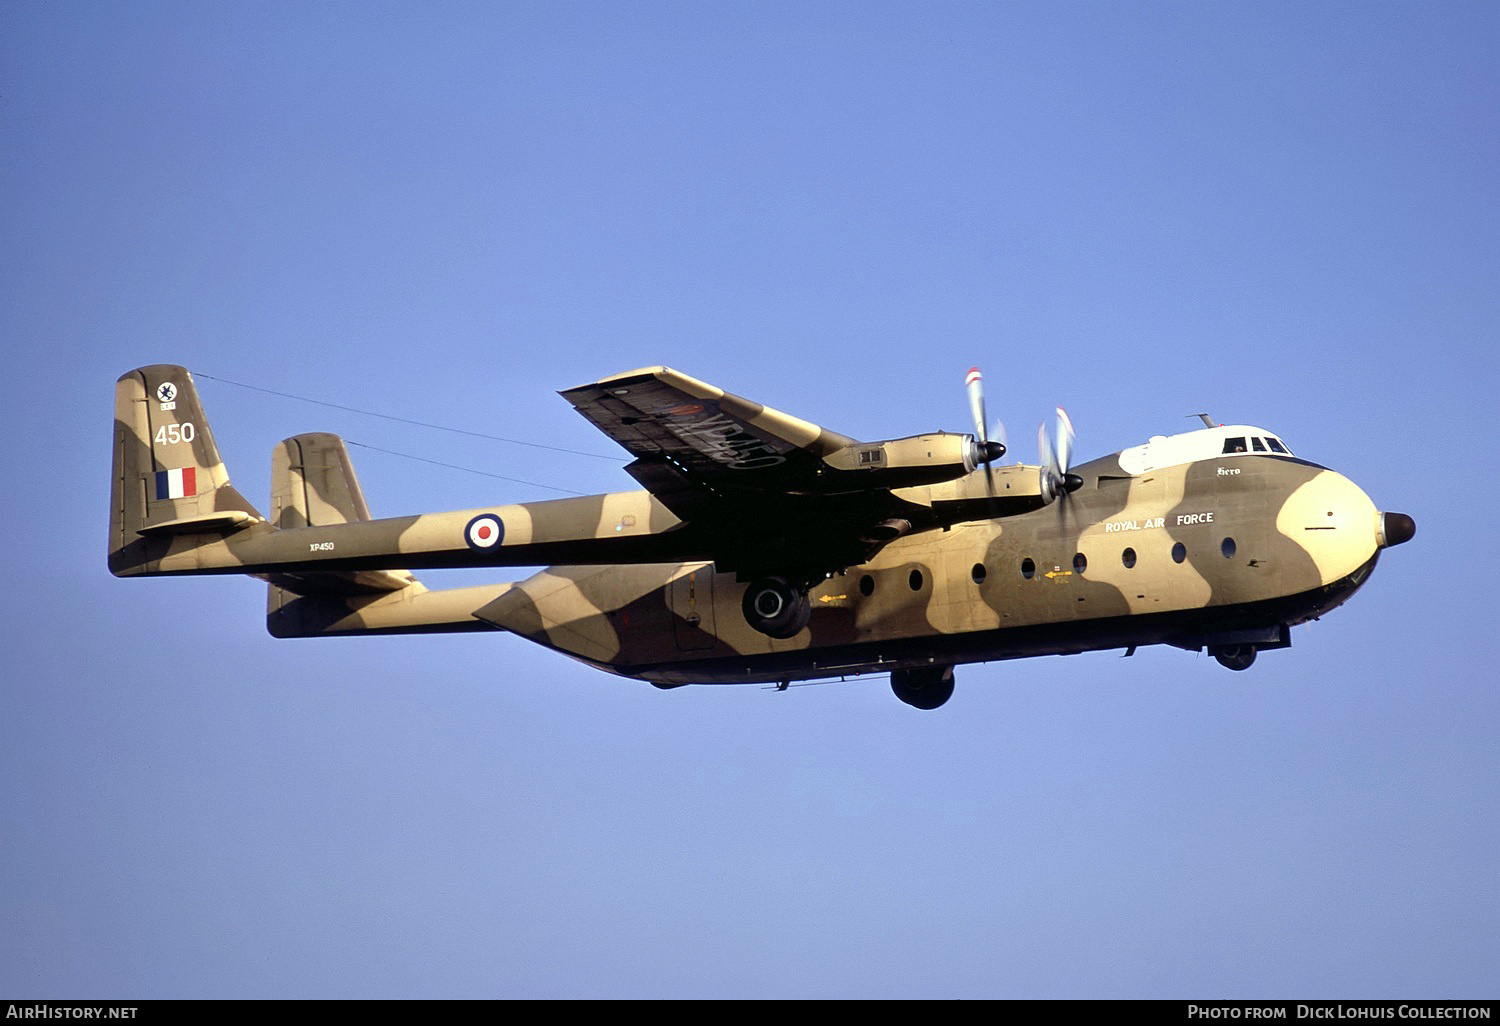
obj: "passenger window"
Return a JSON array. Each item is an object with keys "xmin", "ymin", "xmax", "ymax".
[
  {"xmin": 1221, "ymin": 537, "xmax": 1237, "ymax": 560},
  {"xmin": 1122, "ymin": 547, "xmax": 1136, "ymax": 569},
  {"xmin": 1021, "ymin": 557, "xmax": 1036, "ymax": 580},
  {"xmin": 1251, "ymin": 437, "xmax": 1267, "ymax": 452},
  {"xmin": 1222, "ymin": 437, "xmax": 1248, "ymax": 454},
  {"xmin": 1073, "ymin": 552, "xmax": 1087, "ymax": 575},
  {"xmin": 1172, "ymin": 541, "xmax": 1187, "ymax": 564},
  {"xmin": 971, "ymin": 563, "xmax": 987, "ymax": 584},
  {"xmin": 859, "ymin": 574, "xmax": 874, "ymax": 596},
  {"xmin": 909, "ymin": 569, "xmax": 924, "ymax": 591}
]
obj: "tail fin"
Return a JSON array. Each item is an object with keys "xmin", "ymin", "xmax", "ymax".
[
  {"xmin": 266, "ymin": 432, "xmax": 417, "ymax": 610},
  {"xmin": 109, "ymin": 365, "xmax": 268, "ymax": 576},
  {"xmin": 264, "ymin": 432, "xmax": 504, "ymax": 637},
  {"xmin": 109, "ymin": 374, "xmax": 504, "ymax": 634},
  {"xmin": 270, "ymin": 432, "xmax": 373, "ymax": 530}
]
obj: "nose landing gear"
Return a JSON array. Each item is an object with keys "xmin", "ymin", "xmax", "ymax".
[
  {"xmin": 1191, "ymin": 625, "xmax": 1288, "ymax": 671},
  {"xmin": 1210, "ymin": 643, "xmax": 1258, "ymax": 671}
]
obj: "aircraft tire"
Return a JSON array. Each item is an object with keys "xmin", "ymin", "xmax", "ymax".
[
  {"xmin": 1211, "ymin": 644, "xmax": 1257, "ymax": 671},
  {"xmin": 890, "ymin": 665, "xmax": 955, "ymax": 710},
  {"xmin": 742, "ymin": 577, "xmax": 811, "ymax": 639}
]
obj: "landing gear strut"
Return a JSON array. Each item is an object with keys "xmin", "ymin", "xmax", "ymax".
[
  {"xmin": 1211, "ymin": 644, "xmax": 1258, "ymax": 671},
  {"xmin": 741, "ymin": 576, "xmax": 811, "ymax": 639},
  {"xmin": 890, "ymin": 665, "xmax": 955, "ymax": 710}
]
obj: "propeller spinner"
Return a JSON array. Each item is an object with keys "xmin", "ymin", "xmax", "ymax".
[{"xmin": 1038, "ymin": 407, "xmax": 1083, "ymax": 503}]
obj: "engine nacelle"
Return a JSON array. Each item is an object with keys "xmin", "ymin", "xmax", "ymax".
[{"xmin": 822, "ymin": 433, "xmax": 1003, "ymax": 489}]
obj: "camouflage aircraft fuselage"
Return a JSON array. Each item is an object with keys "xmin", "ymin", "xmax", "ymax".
[
  {"xmin": 109, "ymin": 364, "xmax": 1413, "ymax": 703},
  {"xmin": 486, "ymin": 450, "xmax": 1389, "ymax": 685}
]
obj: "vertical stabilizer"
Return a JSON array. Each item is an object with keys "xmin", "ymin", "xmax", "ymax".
[
  {"xmin": 271, "ymin": 432, "xmax": 373, "ymax": 529},
  {"xmin": 109, "ymin": 365, "xmax": 267, "ymax": 576},
  {"xmin": 264, "ymin": 432, "xmax": 483, "ymax": 636}
]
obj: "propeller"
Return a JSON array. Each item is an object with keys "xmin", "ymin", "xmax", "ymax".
[
  {"xmin": 1038, "ymin": 406, "xmax": 1083, "ymax": 503},
  {"xmin": 965, "ymin": 367, "xmax": 1007, "ymax": 475}
]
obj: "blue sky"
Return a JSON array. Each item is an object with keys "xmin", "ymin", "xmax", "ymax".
[{"xmin": 2, "ymin": 1, "xmax": 1496, "ymax": 999}]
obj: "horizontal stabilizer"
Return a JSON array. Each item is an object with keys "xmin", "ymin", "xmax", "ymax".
[{"xmin": 135, "ymin": 510, "xmax": 262, "ymax": 536}]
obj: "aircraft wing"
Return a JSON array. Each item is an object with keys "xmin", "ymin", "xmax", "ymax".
[
  {"xmin": 560, "ymin": 367, "xmax": 1045, "ymax": 581},
  {"xmin": 560, "ymin": 366, "xmax": 857, "ymax": 516}
]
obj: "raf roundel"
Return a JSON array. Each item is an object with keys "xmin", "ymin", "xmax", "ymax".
[{"xmin": 464, "ymin": 513, "xmax": 505, "ymax": 551}]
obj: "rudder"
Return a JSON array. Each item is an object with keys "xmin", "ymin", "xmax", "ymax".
[{"xmin": 109, "ymin": 365, "xmax": 267, "ymax": 576}]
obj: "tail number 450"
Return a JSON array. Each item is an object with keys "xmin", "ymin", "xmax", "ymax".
[{"xmin": 154, "ymin": 423, "xmax": 196, "ymax": 446}]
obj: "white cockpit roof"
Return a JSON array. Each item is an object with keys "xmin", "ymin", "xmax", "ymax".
[{"xmin": 1117, "ymin": 425, "xmax": 1295, "ymax": 476}]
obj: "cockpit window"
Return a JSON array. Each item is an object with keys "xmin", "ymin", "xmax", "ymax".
[
  {"xmin": 1265, "ymin": 437, "xmax": 1291, "ymax": 455},
  {"xmin": 1251, "ymin": 437, "xmax": 1267, "ymax": 452},
  {"xmin": 1222, "ymin": 437, "xmax": 1248, "ymax": 454}
]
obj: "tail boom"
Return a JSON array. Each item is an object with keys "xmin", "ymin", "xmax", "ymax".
[
  {"xmin": 109, "ymin": 365, "xmax": 695, "ymax": 642},
  {"xmin": 109, "ymin": 365, "xmax": 689, "ymax": 579}
]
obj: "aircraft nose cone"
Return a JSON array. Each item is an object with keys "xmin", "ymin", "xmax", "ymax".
[{"xmin": 1381, "ymin": 511, "xmax": 1416, "ymax": 548}]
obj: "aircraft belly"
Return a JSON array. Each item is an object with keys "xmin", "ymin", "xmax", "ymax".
[{"xmin": 624, "ymin": 560, "xmax": 1378, "ymax": 686}]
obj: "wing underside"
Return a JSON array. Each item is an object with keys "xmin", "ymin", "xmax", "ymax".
[{"xmin": 560, "ymin": 367, "xmax": 1046, "ymax": 582}]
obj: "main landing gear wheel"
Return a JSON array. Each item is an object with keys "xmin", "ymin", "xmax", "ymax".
[
  {"xmin": 1211, "ymin": 644, "xmax": 1257, "ymax": 671},
  {"xmin": 742, "ymin": 577, "xmax": 811, "ymax": 639},
  {"xmin": 890, "ymin": 665, "xmax": 955, "ymax": 710}
]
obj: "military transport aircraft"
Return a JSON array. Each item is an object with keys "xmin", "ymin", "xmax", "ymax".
[{"xmin": 110, "ymin": 364, "xmax": 1414, "ymax": 709}]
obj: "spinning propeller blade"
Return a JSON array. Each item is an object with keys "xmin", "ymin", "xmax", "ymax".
[
  {"xmin": 1039, "ymin": 406, "xmax": 1082, "ymax": 503},
  {"xmin": 965, "ymin": 367, "xmax": 1006, "ymax": 492},
  {"xmin": 964, "ymin": 367, "xmax": 1006, "ymax": 465}
]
